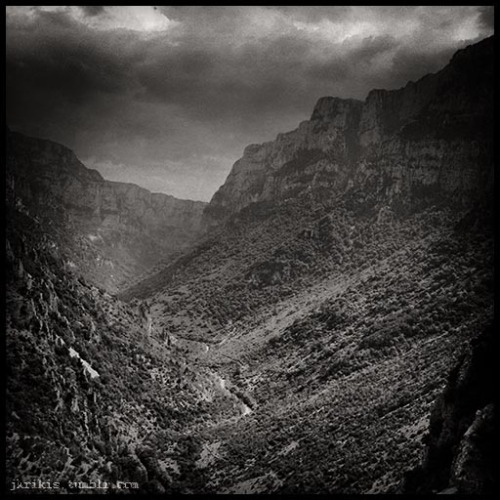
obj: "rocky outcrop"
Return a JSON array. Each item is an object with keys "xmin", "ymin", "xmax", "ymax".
[
  {"xmin": 205, "ymin": 36, "xmax": 493, "ymax": 225},
  {"xmin": 6, "ymin": 131, "xmax": 207, "ymax": 292},
  {"xmin": 402, "ymin": 326, "xmax": 495, "ymax": 494},
  {"xmin": 205, "ymin": 97, "xmax": 363, "ymax": 224}
]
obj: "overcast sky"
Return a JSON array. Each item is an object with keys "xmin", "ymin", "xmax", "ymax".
[{"xmin": 6, "ymin": 6, "xmax": 494, "ymax": 201}]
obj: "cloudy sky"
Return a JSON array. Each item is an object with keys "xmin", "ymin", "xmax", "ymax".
[{"xmin": 6, "ymin": 6, "xmax": 494, "ymax": 201}]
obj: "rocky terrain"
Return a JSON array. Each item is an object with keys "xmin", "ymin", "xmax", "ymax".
[
  {"xmin": 6, "ymin": 129, "xmax": 207, "ymax": 292},
  {"xmin": 402, "ymin": 325, "xmax": 495, "ymax": 494},
  {"xmin": 6, "ymin": 205, "xmax": 249, "ymax": 494},
  {"xmin": 5, "ymin": 36, "xmax": 494, "ymax": 495},
  {"xmin": 205, "ymin": 35, "xmax": 493, "ymax": 225},
  {"xmin": 118, "ymin": 195, "xmax": 493, "ymax": 494}
]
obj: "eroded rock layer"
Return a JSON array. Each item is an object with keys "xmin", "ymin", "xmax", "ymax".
[{"xmin": 205, "ymin": 36, "xmax": 493, "ymax": 225}]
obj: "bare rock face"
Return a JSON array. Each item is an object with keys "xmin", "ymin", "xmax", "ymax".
[
  {"xmin": 450, "ymin": 404, "xmax": 495, "ymax": 493},
  {"xmin": 402, "ymin": 326, "xmax": 495, "ymax": 494},
  {"xmin": 205, "ymin": 36, "xmax": 493, "ymax": 226},
  {"xmin": 206, "ymin": 97, "xmax": 363, "ymax": 223},
  {"xmin": 6, "ymin": 131, "xmax": 207, "ymax": 292}
]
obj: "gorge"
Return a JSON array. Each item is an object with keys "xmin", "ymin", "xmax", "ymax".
[{"xmin": 5, "ymin": 35, "xmax": 494, "ymax": 495}]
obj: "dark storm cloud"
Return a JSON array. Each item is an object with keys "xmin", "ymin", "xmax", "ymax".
[
  {"xmin": 305, "ymin": 35, "xmax": 398, "ymax": 85},
  {"xmin": 5, "ymin": 6, "xmax": 494, "ymax": 201},
  {"xmin": 6, "ymin": 10, "xmax": 137, "ymax": 99},
  {"xmin": 79, "ymin": 6, "xmax": 105, "ymax": 17},
  {"xmin": 478, "ymin": 6, "xmax": 494, "ymax": 30},
  {"xmin": 134, "ymin": 32, "xmax": 316, "ymax": 119}
]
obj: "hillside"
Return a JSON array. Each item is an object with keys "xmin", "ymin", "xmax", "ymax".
[
  {"xmin": 5, "ymin": 35, "xmax": 495, "ymax": 494},
  {"xmin": 117, "ymin": 35, "xmax": 494, "ymax": 493},
  {"xmin": 6, "ymin": 129, "xmax": 207, "ymax": 293},
  {"xmin": 6, "ymin": 203, "xmax": 252, "ymax": 494},
  {"xmin": 118, "ymin": 193, "xmax": 493, "ymax": 493}
]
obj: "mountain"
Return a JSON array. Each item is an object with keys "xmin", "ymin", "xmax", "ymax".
[
  {"xmin": 116, "ymin": 36, "xmax": 494, "ymax": 494},
  {"xmin": 5, "ymin": 36, "xmax": 494, "ymax": 495},
  {"xmin": 205, "ymin": 35, "xmax": 493, "ymax": 226},
  {"xmin": 6, "ymin": 130, "xmax": 207, "ymax": 292},
  {"xmin": 5, "ymin": 207, "xmax": 246, "ymax": 494},
  {"xmin": 117, "ymin": 195, "xmax": 493, "ymax": 494}
]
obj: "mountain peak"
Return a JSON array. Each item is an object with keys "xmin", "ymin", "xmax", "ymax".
[{"xmin": 205, "ymin": 36, "xmax": 493, "ymax": 225}]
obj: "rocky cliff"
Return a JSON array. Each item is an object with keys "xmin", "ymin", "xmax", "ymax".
[
  {"xmin": 5, "ymin": 35, "xmax": 494, "ymax": 495},
  {"xmin": 205, "ymin": 36, "xmax": 493, "ymax": 225},
  {"xmin": 206, "ymin": 97, "xmax": 363, "ymax": 222},
  {"xmin": 402, "ymin": 326, "xmax": 495, "ymax": 494},
  {"xmin": 6, "ymin": 130, "xmax": 207, "ymax": 292}
]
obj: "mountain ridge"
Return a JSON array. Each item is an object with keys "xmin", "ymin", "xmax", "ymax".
[
  {"xmin": 204, "ymin": 35, "xmax": 493, "ymax": 227},
  {"xmin": 6, "ymin": 129, "xmax": 208, "ymax": 292},
  {"xmin": 5, "ymin": 34, "xmax": 494, "ymax": 495}
]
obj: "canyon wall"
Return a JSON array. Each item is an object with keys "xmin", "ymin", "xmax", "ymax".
[
  {"xmin": 205, "ymin": 36, "xmax": 493, "ymax": 225},
  {"xmin": 6, "ymin": 130, "xmax": 207, "ymax": 292}
]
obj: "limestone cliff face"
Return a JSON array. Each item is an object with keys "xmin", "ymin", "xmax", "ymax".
[
  {"xmin": 206, "ymin": 97, "xmax": 363, "ymax": 222},
  {"xmin": 205, "ymin": 36, "xmax": 493, "ymax": 225},
  {"xmin": 6, "ymin": 131, "xmax": 207, "ymax": 292}
]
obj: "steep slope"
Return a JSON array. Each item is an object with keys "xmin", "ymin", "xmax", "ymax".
[
  {"xmin": 205, "ymin": 35, "xmax": 493, "ymax": 226},
  {"xmin": 402, "ymin": 326, "xmax": 495, "ymax": 495},
  {"xmin": 205, "ymin": 97, "xmax": 363, "ymax": 223},
  {"xmin": 6, "ymin": 129, "xmax": 207, "ymax": 292},
  {"xmin": 119, "ymin": 196, "xmax": 493, "ymax": 493},
  {"xmin": 5, "ymin": 203, "xmax": 249, "ymax": 494},
  {"xmin": 117, "ymin": 36, "xmax": 494, "ymax": 493}
]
